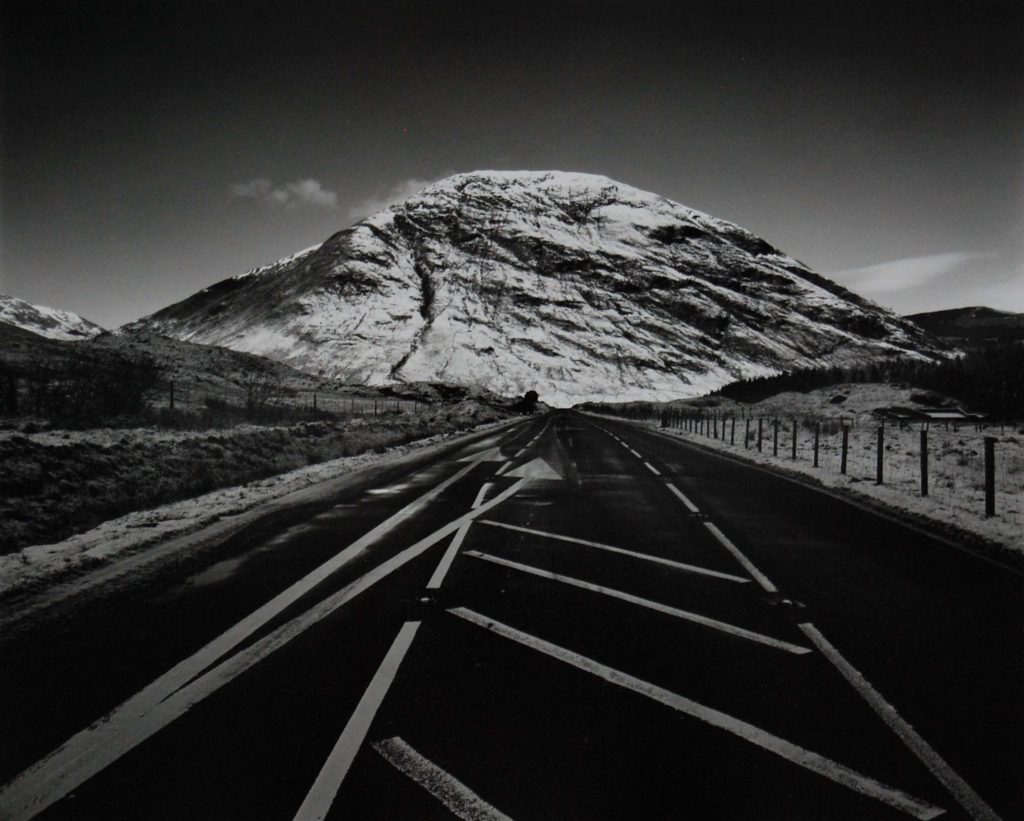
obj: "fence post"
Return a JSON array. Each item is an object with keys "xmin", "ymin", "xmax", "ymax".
[
  {"xmin": 984, "ymin": 437, "xmax": 996, "ymax": 517},
  {"xmin": 313, "ymin": 392, "xmax": 318, "ymax": 413},
  {"xmin": 758, "ymin": 418, "xmax": 763, "ymax": 452},
  {"xmin": 713, "ymin": 413, "xmax": 718, "ymax": 439},
  {"xmin": 730, "ymin": 416, "xmax": 736, "ymax": 446},
  {"xmin": 744, "ymin": 417, "xmax": 750, "ymax": 449},
  {"xmin": 841, "ymin": 426, "xmax": 849, "ymax": 474},
  {"xmin": 919, "ymin": 427, "xmax": 929, "ymax": 497},
  {"xmin": 875, "ymin": 424, "xmax": 884, "ymax": 485},
  {"xmin": 791, "ymin": 418, "xmax": 797, "ymax": 460},
  {"xmin": 773, "ymin": 420, "xmax": 779, "ymax": 456},
  {"xmin": 813, "ymin": 422, "xmax": 820, "ymax": 467}
]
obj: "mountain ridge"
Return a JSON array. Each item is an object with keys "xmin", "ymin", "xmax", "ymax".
[
  {"xmin": 128, "ymin": 170, "xmax": 946, "ymax": 405},
  {"xmin": 0, "ymin": 294, "xmax": 105, "ymax": 341}
]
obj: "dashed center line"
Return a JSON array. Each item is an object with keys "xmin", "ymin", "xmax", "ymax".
[
  {"xmin": 665, "ymin": 481, "xmax": 701, "ymax": 514},
  {"xmin": 703, "ymin": 522, "xmax": 779, "ymax": 594},
  {"xmin": 450, "ymin": 607, "xmax": 945, "ymax": 821},
  {"xmin": 477, "ymin": 519, "xmax": 750, "ymax": 583},
  {"xmin": 643, "ymin": 461, "xmax": 661, "ymax": 475},
  {"xmin": 466, "ymin": 551, "xmax": 808, "ymax": 654},
  {"xmin": 373, "ymin": 737, "xmax": 513, "ymax": 821}
]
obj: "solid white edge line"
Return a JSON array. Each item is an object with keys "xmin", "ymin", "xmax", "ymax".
[
  {"xmin": 426, "ymin": 522, "xmax": 472, "ymax": 589},
  {"xmin": 477, "ymin": 519, "xmax": 750, "ymax": 584},
  {"xmin": 664, "ymin": 482, "xmax": 701, "ymax": 514},
  {"xmin": 293, "ymin": 621, "xmax": 422, "ymax": 821},
  {"xmin": 703, "ymin": 521, "xmax": 778, "ymax": 593},
  {"xmin": 798, "ymin": 623, "xmax": 1002, "ymax": 821},
  {"xmin": 465, "ymin": 551, "xmax": 810, "ymax": 655},
  {"xmin": 373, "ymin": 737, "xmax": 513, "ymax": 821},
  {"xmin": 449, "ymin": 607, "xmax": 945, "ymax": 821}
]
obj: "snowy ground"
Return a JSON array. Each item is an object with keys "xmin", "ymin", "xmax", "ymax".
[{"xmin": 0, "ymin": 417, "xmax": 520, "ymax": 601}]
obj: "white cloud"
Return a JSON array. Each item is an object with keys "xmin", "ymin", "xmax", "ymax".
[
  {"xmin": 830, "ymin": 250, "xmax": 1024, "ymax": 314},
  {"xmin": 833, "ymin": 251, "xmax": 997, "ymax": 294},
  {"xmin": 230, "ymin": 177, "xmax": 338, "ymax": 209},
  {"xmin": 347, "ymin": 177, "xmax": 438, "ymax": 221}
]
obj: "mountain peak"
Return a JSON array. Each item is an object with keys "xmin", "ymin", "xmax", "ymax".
[{"xmin": 129, "ymin": 174, "xmax": 945, "ymax": 405}]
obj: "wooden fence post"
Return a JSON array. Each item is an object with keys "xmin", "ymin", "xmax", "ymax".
[
  {"xmin": 813, "ymin": 422, "xmax": 820, "ymax": 467},
  {"xmin": 758, "ymin": 418, "xmax": 763, "ymax": 452},
  {"xmin": 919, "ymin": 427, "xmax": 929, "ymax": 497},
  {"xmin": 791, "ymin": 418, "xmax": 797, "ymax": 460},
  {"xmin": 773, "ymin": 420, "xmax": 779, "ymax": 456},
  {"xmin": 730, "ymin": 416, "xmax": 736, "ymax": 446},
  {"xmin": 875, "ymin": 424, "xmax": 884, "ymax": 484},
  {"xmin": 744, "ymin": 417, "xmax": 750, "ymax": 449},
  {"xmin": 984, "ymin": 436, "xmax": 996, "ymax": 517},
  {"xmin": 841, "ymin": 426, "xmax": 849, "ymax": 474}
]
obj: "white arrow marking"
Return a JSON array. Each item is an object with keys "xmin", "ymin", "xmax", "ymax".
[{"xmin": 503, "ymin": 457, "xmax": 564, "ymax": 481}]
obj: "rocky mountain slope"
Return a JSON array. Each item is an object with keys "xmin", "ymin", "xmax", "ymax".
[
  {"xmin": 0, "ymin": 294, "xmax": 104, "ymax": 341},
  {"xmin": 128, "ymin": 171, "xmax": 946, "ymax": 405},
  {"xmin": 906, "ymin": 307, "xmax": 1024, "ymax": 341}
]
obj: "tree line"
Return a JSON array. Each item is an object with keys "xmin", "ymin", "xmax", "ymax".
[{"xmin": 711, "ymin": 344, "xmax": 1024, "ymax": 417}]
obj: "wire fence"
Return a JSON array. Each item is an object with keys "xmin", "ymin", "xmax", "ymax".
[{"xmin": 598, "ymin": 406, "xmax": 1024, "ymax": 520}]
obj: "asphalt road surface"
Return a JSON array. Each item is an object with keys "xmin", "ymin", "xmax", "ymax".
[{"xmin": 1, "ymin": 411, "xmax": 1021, "ymax": 820}]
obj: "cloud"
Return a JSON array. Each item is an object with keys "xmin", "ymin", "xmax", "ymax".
[
  {"xmin": 833, "ymin": 251, "xmax": 997, "ymax": 294},
  {"xmin": 230, "ymin": 177, "xmax": 338, "ymax": 209},
  {"xmin": 347, "ymin": 177, "xmax": 438, "ymax": 221}
]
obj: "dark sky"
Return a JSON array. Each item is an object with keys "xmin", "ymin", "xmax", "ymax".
[{"xmin": 2, "ymin": 0, "xmax": 1022, "ymax": 328}]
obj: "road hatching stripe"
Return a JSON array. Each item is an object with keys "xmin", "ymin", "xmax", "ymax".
[
  {"xmin": 477, "ymin": 519, "xmax": 749, "ymax": 583},
  {"xmin": 450, "ymin": 607, "xmax": 945, "ymax": 821},
  {"xmin": 799, "ymin": 623, "xmax": 1002, "ymax": 821},
  {"xmin": 466, "ymin": 551, "xmax": 809, "ymax": 654},
  {"xmin": 373, "ymin": 737, "xmax": 513, "ymax": 821}
]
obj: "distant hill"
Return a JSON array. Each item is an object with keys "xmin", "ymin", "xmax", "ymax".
[
  {"xmin": 0, "ymin": 294, "xmax": 105, "ymax": 340},
  {"xmin": 905, "ymin": 307, "xmax": 1024, "ymax": 341}
]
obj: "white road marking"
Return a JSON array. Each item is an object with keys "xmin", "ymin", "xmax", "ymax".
[
  {"xmin": 293, "ymin": 622, "xmax": 422, "ymax": 821},
  {"xmin": 466, "ymin": 552, "xmax": 809, "ymax": 654},
  {"xmin": 427, "ymin": 523, "xmax": 472, "ymax": 589},
  {"xmin": 643, "ymin": 462, "xmax": 661, "ymax": 475},
  {"xmin": 373, "ymin": 737, "xmax": 513, "ymax": 821},
  {"xmin": 472, "ymin": 482, "xmax": 494, "ymax": 509},
  {"xmin": 450, "ymin": 607, "xmax": 946, "ymax": 821},
  {"xmin": 664, "ymin": 481, "xmax": 701, "ymax": 513},
  {"xmin": 799, "ymin": 623, "xmax": 1002, "ymax": 821},
  {"xmin": 703, "ymin": 522, "xmax": 779, "ymax": 593},
  {"xmin": 0, "ymin": 475, "xmax": 528, "ymax": 821},
  {"xmin": 628, "ymin": 448, "xmax": 642, "ymax": 458},
  {"xmin": 494, "ymin": 462, "xmax": 512, "ymax": 476},
  {"xmin": 477, "ymin": 519, "xmax": 749, "ymax": 583}
]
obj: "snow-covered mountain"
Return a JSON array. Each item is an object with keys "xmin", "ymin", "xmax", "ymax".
[
  {"xmin": 0, "ymin": 294, "xmax": 105, "ymax": 340},
  {"xmin": 128, "ymin": 171, "xmax": 945, "ymax": 405}
]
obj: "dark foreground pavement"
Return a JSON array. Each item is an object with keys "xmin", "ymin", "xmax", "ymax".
[{"xmin": 1, "ymin": 411, "xmax": 1020, "ymax": 821}]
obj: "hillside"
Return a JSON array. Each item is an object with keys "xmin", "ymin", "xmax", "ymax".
[{"xmin": 0, "ymin": 294, "xmax": 104, "ymax": 341}]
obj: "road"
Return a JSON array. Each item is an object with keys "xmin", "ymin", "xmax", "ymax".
[{"xmin": 1, "ymin": 411, "xmax": 1021, "ymax": 820}]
